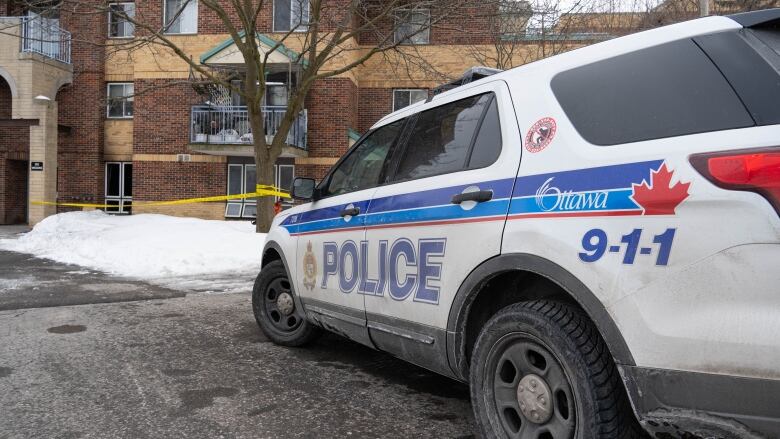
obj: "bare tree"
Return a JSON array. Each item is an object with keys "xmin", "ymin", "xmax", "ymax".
[
  {"xmin": 5, "ymin": 0, "xmax": 482, "ymax": 232},
  {"xmin": 464, "ymin": 0, "xmax": 779, "ymax": 71},
  {"xmin": 464, "ymin": 0, "xmax": 611, "ymax": 70}
]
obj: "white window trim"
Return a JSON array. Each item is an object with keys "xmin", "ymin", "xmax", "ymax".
[
  {"xmin": 272, "ymin": 0, "xmax": 310, "ymax": 33},
  {"xmin": 392, "ymin": 88, "xmax": 428, "ymax": 112},
  {"xmin": 225, "ymin": 202, "xmax": 243, "ymax": 218},
  {"xmin": 105, "ymin": 162, "xmax": 132, "ymax": 215},
  {"xmin": 226, "ymin": 163, "xmax": 295, "ymax": 218},
  {"xmin": 106, "ymin": 83, "xmax": 134, "ymax": 119},
  {"xmin": 163, "ymin": 0, "xmax": 198, "ymax": 35},
  {"xmin": 394, "ymin": 8, "xmax": 431, "ymax": 45},
  {"xmin": 108, "ymin": 2, "xmax": 135, "ymax": 39},
  {"xmin": 275, "ymin": 164, "xmax": 295, "ymax": 205}
]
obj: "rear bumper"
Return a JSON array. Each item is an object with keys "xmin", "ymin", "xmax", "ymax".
[{"xmin": 620, "ymin": 366, "xmax": 780, "ymax": 438}]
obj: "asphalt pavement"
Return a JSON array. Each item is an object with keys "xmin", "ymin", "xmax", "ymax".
[{"xmin": 0, "ymin": 231, "xmax": 475, "ymax": 439}]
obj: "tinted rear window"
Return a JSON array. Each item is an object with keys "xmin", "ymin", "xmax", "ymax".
[
  {"xmin": 695, "ymin": 30, "xmax": 780, "ymax": 126},
  {"xmin": 551, "ymin": 39, "xmax": 755, "ymax": 146}
]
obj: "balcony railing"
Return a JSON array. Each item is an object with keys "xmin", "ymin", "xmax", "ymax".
[
  {"xmin": 190, "ymin": 105, "xmax": 307, "ymax": 150},
  {"xmin": 0, "ymin": 16, "xmax": 72, "ymax": 64}
]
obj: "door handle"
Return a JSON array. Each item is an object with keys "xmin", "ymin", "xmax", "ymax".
[
  {"xmin": 451, "ymin": 190, "xmax": 493, "ymax": 204},
  {"xmin": 340, "ymin": 206, "xmax": 360, "ymax": 217}
]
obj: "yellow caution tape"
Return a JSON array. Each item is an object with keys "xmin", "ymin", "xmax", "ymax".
[{"xmin": 31, "ymin": 184, "xmax": 290, "ymax": 209}]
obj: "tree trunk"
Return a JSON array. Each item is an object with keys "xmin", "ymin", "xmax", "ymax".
[
  {"xmin": 255, "ymin": 159, "xmax": 276, "ymax": 233},
  {"xmin": 246, "ymin": 89, "xmax": 276, "ymax": 234}
]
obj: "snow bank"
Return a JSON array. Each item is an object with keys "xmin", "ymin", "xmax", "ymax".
[{"xmin": 0, "ymin": 211, "xmax": 266, "ymax": 285}]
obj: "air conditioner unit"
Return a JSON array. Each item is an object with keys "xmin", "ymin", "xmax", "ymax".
[{"xmin": 177, "ymin": 154, "xmax": 192, "ymax": 163}]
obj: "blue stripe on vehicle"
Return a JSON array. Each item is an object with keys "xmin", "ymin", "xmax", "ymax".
[
  {"xmin": 363, "ymin": 199, "xmax": 511, "ymax": 227},
  {"xmin": 508, "ymin": 189, "xmax": 638, "ymax": 215},
  {"xmin": 366, "ymin": 178, "xmax": 515, "ymax": 214},
  {"xmin": 511, "ymin": 160, "xmax": 662, "ymax": 197},
  {"xmin": 281, "ymin": 160, "xmax": 665, "ymax": 235}
]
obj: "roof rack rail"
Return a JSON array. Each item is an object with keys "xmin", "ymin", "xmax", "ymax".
[{"xmin": 431, "ymin": 66, "xmax": 503, "ymax": 97}]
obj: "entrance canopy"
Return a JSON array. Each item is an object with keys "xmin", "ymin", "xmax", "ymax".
[{"xmin": 200, "ymin": 32, "xmax": 307, "ymax": 67}]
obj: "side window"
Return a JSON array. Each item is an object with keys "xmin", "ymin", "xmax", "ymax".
[
  {"xmin": 551, "ymin": 39, "xmax": 754, "ymax": 146},
  {"xmin": 393, "ymin": 93, "xmax": 495, "ymax": 181},
  {"xmin": 467, "ymin": 96, "xmax": 501, "ymax": 169},
  {"xmin": 321, "ymin": 120, "xmax": 404, "ymax": 197}
]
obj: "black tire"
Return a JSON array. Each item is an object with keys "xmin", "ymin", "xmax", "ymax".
[
  {"xmin": 252, "ymin": 260, "xmax": 321, "ymax": 347},
  {"xmin": 470, "ymin": 300, "xmax": 645, "ymax": 439}
]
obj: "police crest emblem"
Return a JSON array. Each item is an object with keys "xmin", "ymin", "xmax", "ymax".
[{"xmin": 302, "ymin": 241, "xmax": 317, "ymax": 290}]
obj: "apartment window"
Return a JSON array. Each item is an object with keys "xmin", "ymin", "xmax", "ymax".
[
  {"xmin": 164, "ymin": 0, "xmax": 198, "ymax": 34},
  {"xmin": 273, "ymin": 0, "xmax": 309, "ymax": 32},
  {"xmin": 226, "ymin": 163, "xmax": 294, "ymax": 219},
  {"xmin": 107, "ymin": 83, "xmax": 133, "ymax": 118},
  {"xmin": 108, "ymin": 2, "xmax": 135, "ymax": 38},
  {"xmin": 106, "ymin": 162, "xmax": 132, "ymax": 214},
  {"xmin": 393, "ymin": 89, "xmax": 428, "ymax": 111},
  {"xmin": 395, "ymin": 9, "xmax": 430, "ymax": 45}
]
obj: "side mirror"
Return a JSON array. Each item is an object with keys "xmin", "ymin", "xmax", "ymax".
[{"xmin": 291, "ymin": 177, "xmax": 317, "ymax": 201}]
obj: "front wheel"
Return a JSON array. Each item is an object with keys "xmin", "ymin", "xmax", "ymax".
[
  {"xmin": 470, "ymin": 300, "xmax": 644, "ymax": 439},
  {"xmin": 252, "ymin": 260, "xmax": 320, "ymax": 346}
]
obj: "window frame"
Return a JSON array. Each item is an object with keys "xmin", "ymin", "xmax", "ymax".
[
  {"xmin": 106, "ymin": 83, "xmax": 134, "ymax": 119},
  {"xmin": 275, "ymin": 163, "xmax": 295, "ymax": 205},
  {"xmin": 392, "ymin": 88, "xmax": 428, "ymax": 112},
  {"xmin": 163, "ymin": 0, "xmax": 198, "ymax": 35},
  {"xmin": 105, "ymin": 162, "xmax": 132, "ymax": 215},
  {"xmin": 272, "ymin": 0, "xmax": 310, "ymax": 33},
  {"xmin": 226, "ymin": 162, "xmax": 294, "ymax": 218},
  {"xmin": 386, "ymin": 92, "xmax": 501, "ymax": 184},
  {"xmin": 108, "ymin": 2, "xmax": 135, "ymax": 39},
  {"xmin": 394, "ymin": 8, "xmax": 431, "ymax": 45}
]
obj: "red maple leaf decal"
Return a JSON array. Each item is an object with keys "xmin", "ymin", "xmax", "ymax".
[{"xmin": 631, "ymin": 163, "xmax": 691, "ymax": 215}]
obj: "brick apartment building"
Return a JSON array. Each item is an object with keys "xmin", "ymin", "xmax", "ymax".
[
  {"xmin": 0, "ymin": 0, "xmax": 504, "ymax": 225},
  {"xmin": 0, "ymin": 0, "xmax": 767, "ymax": 225}
]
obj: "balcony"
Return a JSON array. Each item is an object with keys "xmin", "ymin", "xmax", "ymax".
[
  {"xmin": 0, "ymin": 16, "xmax": 71, "ymax": 64},
  {"xmin": 190, "ymin": 105, "xmax": 307, "ymax": 155}
]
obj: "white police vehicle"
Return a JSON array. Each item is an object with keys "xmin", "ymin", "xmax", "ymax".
[{"xmin": 254, "ymin": 10, "xmax": 780, "ymax": 438}]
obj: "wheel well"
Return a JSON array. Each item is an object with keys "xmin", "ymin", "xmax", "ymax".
[
  {"xmin": 463, "ymin": 270, "xmax": 582, "ymax": 367},
  {"xmin": 262, "ymin": 248, "xmax": 282, "ymax": 267}
]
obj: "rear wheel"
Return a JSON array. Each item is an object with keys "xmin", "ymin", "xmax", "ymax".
[
  {"xmin": 470, "ymin": 300, "xmax": 644, "ymax": 438},
  {"xmin": 252, "ymin": 260, "xmax": 320, "ymax": 346}
]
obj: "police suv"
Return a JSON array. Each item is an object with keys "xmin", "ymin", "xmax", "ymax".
[{"xmin": 254, "ymin": 10, "xmax": 780, "ymax": 438}]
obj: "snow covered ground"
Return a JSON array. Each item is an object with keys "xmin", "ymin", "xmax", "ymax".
[{"xmin": 0, "ymin": 211, "xmax": 266, "ymax": 293}]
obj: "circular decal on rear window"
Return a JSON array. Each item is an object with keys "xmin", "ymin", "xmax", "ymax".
[{"xmin": 525, "ymin": 117, "xmax": 557, "ymax": 153}]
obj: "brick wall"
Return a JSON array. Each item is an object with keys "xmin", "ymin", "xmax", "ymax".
[
  {"xmin": 56, "ymin": 5, "xmax": 107, "ymax": 208},
  {"xmin": 294, "ymin": 163, "xmax": 333, "ymax": 184},
  {"xmin": 306, "ymin": 77, "xmax": 357, "ymax": 159},
  {"xmin": 130, "ymin": 79, "xmax": 226, "ymax": 204},
  {"xmin": 357, "ymin": 87, "xmax": 393, "ymax": 133},
  {"xmin": 0, "ymin": 76, "xmax": 29, "ymax": 224},
  {"xmin": 133, "ymin": 160, "xmax": 225, "ymax": 202},
  {"xmin": 134, "ymin": 79, "xmax": 200, "ymax": 155},
  {"xmin": 358, "ymin": 1, "xmax": 494, "ymax": 46},
  {"xmin": 134, "ymin": 0, "xmax": 351, "ymax": 35},
  {"xmin": 0, "ymin": 78, "xmax": 28, "ymax": 157}
]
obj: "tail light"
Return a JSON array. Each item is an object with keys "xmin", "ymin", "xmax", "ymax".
[{"xmin": 690, "ymin": 148, "xmax": 780, "ymax": 216}]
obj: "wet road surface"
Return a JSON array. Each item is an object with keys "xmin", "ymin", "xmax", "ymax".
[{"xmin": 0, "ymin": 239, "xmax": 475, "ymax": 438}]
